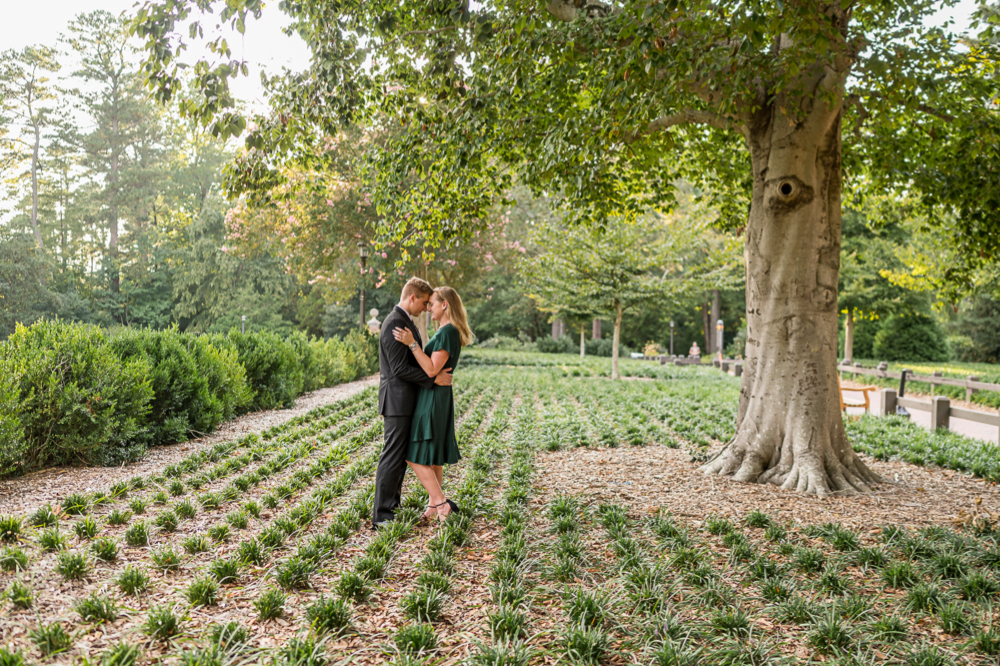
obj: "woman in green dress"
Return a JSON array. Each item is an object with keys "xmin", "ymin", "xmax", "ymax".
[{"xmin": 392, "ymin": 286, "xmax": 474, "ymax": 521}]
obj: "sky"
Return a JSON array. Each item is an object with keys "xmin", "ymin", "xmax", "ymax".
[
  {"xmin": 0, "ymin": 0, "xmax": 983, "ymax": 109},
  {"xmin": 0, "ymin": 0, "xmax": 313, "ymax": 109}
]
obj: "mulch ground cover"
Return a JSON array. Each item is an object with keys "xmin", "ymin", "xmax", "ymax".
[{"xmin": 2, "ymin": 363, "xmax": 999, "ymax": 666}]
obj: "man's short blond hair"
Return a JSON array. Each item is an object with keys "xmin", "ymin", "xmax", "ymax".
[{"xmin": 401, "ymin": 277, "xmax": 433, "ymax": 300}]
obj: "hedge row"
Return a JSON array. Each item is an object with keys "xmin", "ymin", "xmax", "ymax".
[{"xmin": 0, "ymin": 320, "xmax": 377, "ymax": 478}]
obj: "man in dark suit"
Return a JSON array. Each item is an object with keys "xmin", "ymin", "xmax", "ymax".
[{"xmin": 372, "ymin": 277, "xmax": 452, "ymax": 527}]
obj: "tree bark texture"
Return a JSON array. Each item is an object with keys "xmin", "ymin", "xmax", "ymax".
[
  {"xmin": 699, "ymin": 77, "xmax": 881, "ymax": 496},
  {"xmin": 580, "ymin": 324, "xmax": 586, "ymax": 358},
  {"xmin": 611, "ymin": 301, "xmax": 622, "ymax": 380}
]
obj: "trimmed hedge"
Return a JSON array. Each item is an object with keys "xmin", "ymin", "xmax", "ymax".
[{"xmin": 0, "ymin": 320, "xmax": 377, "ymax": 478}]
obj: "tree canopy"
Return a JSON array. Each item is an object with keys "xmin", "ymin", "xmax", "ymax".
[{"xmin": 134, "ymin": 0, "xmax": 998, "ymax": 263}]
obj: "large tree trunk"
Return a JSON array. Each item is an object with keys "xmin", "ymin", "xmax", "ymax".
[
  {"xmin": 699, "ymin": 74, "xmax": 881, "ymax": 496},
  {"xmin": 611, "ymin": 301, "xmax": 622, "ymax": 380},
  {"xmin": 843, "ymin": 308, "xmax": 854, "ymax": 364}
]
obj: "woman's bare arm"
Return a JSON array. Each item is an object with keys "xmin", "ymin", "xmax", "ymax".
[
  {"xmin": 412, "ymin": 348, "xmax": 450, "ymax": 378},
  {"xmin": 393, "ymin": 327, "xmax": 450, "ymax": 378}
]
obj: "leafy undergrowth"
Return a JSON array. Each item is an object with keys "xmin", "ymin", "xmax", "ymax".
[
  {"xmin": 0, "ymin": 361, "xmax": 996, "ymax": 665},
  {"xmin": 847, "ymin": 415, "xmax": 1000, "ymax": 483},
  {"xmin": 485, "ymin": 496, "xmax": 1000, "ymax": 666}
]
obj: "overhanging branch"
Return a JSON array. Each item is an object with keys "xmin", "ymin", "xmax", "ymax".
[{"xmin": 631, "ymin": 109, "xmax": 743, "ymax": 142}]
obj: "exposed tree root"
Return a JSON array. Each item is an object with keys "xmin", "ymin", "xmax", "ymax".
[{"xmin": 699, "ymin": 428, "xmax": 883, "ymax": 496}]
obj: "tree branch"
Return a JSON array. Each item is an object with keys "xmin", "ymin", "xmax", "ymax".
[
  {"xmin": 854, "ymin": 90, "xmax": 956, "ymax": 124},
  {"xmin": 633, "ymin": 109, "xmax": 742, "ymax": 141}
]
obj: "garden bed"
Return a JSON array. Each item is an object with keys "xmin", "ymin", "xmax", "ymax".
[{"xmin": 1, "ymin": 363, "xmax": 999, "ymax": 666}]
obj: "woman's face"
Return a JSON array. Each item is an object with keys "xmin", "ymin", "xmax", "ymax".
[{"xmin": 429, "ymin": 293, "xmax": 448, "ymax": 322}]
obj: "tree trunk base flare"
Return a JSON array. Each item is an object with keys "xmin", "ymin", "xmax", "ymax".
[
  {"xmin": 698, "ymin": 73, "xmax": 883, "ymax": 496},
  {"xmin": 699, "ymin": 412, "xmax": 884, "ymax": 495}
]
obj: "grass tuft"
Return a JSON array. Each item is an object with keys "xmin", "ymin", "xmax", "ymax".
[
  {"xmin": 807, "ymin": 611, "xmax": 853, "ymax": 655},
  {"xmin": 208, "ymin": 557, "xmax": 241, "ymax": 584},
  {"xmin": 38, "ymin": 528, "xmax": 68, "ymax": 552},
  {"xmin": 151, "ymin": 546, "xmax": 182, "ymax": 572},
  {"xmin": 394, "ymin": 623, "xmax": 437, "ymax": 654},
  {"xmin": 5, "ymin": 578, "xmax": 33, "ymax": 609},
  {"xmin": 106, "ymin": 509, "xmax": 131, "ymax": 526},
  {"xmin": 0, "ymin": 546, "xmax": 28, "ymax": 572},
  {"xmin": 560, "ymin": 625, "xmax": 610, "ymax": 666},
  {"xmin": 744, "ymin": 511, "xmax": 773, "ymax": 529},
  {"xmin": 116, "ymin": 565, "xmax": 150, "ymax": 595},
  {"xmin": 254, "ymin": 587, "xmax": 286, "ymax": 621},
  {"xmin": 306, "ymin": 596, "xmax": 352, "ymax": 635},
  {"xmin": 186, "ymin": 576, "xmax": 219, "ymax": 606},
  {"xmin": 336, "ymin": 571, "xmax": 371, "ymax": 602},
  {"xmin": 182, "ymin": 534, "xmax": 211, "ymax": 555},
  {"xmin": 73, "ymin": 592, "xmax": 117, "ymax": 622},
  {"xmin": 74, "ymin": 515, "xmax": 100, "ymax": 540},
  {"xmin": 402, "ymin": 586, "xmax": 446, "ymax": 622},
  {"xmin": 29, "ymin": 622, "xmax": 72, "ymax": 656},
  {"xmin": 144, "ymin": 604, "xmax": 183, "ymax": 640},
  {"xmin": 55, "ymin": 550, "xmax": 92, "ymax": 581},
  {"xmin": 124, "ymin": 521, "xmax": 151, "ymax": 548}
]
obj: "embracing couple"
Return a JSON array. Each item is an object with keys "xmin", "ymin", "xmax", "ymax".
[{"xmin": 372, "ymin": 277, "xmax": 474, "ymax": 529}]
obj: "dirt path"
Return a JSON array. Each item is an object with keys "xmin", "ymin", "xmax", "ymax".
[{"xmin": 0, "ymin": 375, "xmax": 379, "ymax": 516}]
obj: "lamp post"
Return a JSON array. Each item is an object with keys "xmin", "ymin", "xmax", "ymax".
[
  {"xmin": 358, "ymin": 242, "xmax": 370, "ymax": 330},
  {"xmin": 669, "ymin": 321, "xmax": 675, "ymax": 356},
  {"xmin": 716, "ymin": 319, "xmax": 724, "ymax": 362},
  {"xmin": 241, "ymin": 315, "xmax": 245, "ymax": 334}
]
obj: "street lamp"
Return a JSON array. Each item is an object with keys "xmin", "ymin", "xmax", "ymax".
[
  {"xmin": 358, "ymin": 242, "xmax": 370, "ymax": 330},
  {"xmin": 241, "ymin": 315, "xmax": 246, "ymax": 334},
  {"xmin": 669, "ymin": 321, "xmax": 675, "ymax": 356},
  {"xmin": 716, "ymin": 319, "xmax": 724, "ymax": 362}
]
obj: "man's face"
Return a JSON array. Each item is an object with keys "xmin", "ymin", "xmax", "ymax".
[{"xmin": 405, "ymin": 293, "xmax": 431, "ymax": 317}]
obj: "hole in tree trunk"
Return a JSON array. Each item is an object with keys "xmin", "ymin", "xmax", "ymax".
[{"xmin": 779, "ymin": 182, "xmax": 794, "ymax": 196}]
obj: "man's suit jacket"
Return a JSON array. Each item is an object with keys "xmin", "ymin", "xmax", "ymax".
[{"xmin": 378, "ymin": 306, "xmax": 435, "ymax": 417}]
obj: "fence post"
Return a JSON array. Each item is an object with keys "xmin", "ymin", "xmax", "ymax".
[
  {"xmin": 734, "ymin": 363, "xmax": 743, "ymax": 377},
  {"xmin": 721, "ymin": 361, "xmax": 729, "ymax": 373},
  {"xmin": 881, "ymin": 388, "xmax": 897, "ymax": 416},
  {"xmin": 931, "ymin": 371, "xmax": 942, "ymax": 396},
  {"xmin": 931, "ymin": 396, "xmax": 950, "ymax": 431},
  {"xmin": 966, "ymin": 376, "xmax": 979, "ymax": 402}
]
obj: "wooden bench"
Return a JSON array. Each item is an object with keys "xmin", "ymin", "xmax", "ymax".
[{"xmin": 838, "ymin": 375, "xmax": 876, "ymax": 413}]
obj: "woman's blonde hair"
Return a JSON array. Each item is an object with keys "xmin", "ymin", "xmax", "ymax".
[{"xmin": 435, "ymin": 286, "xmax": 474, "ymax": 346}]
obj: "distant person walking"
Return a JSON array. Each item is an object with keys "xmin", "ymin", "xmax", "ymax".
[
  {"xmin": 392, "ymin": 286, "xmax": 474, "ymax": 521},
  {"xmin": 372, "ymin": 278, "xmax": 453, "ymax": 529}
]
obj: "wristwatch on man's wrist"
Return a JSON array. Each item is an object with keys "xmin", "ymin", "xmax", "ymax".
[{"xmin": 409, "ymin": 341, "xmax": 419, "ymax": 352}]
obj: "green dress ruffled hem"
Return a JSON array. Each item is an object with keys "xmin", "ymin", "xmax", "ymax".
[{"xmin": 406, "ymin": 324, "xmax": 461, "ymax": 467}]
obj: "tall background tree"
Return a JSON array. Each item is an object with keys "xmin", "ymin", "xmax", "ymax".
[
  {"xmin": 524, "ymin": 213, "xmax": 742, "ymax": 378},
  {"xmin": 0, "ymin": 45, "xmax": 61, "ymax": 254}
]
